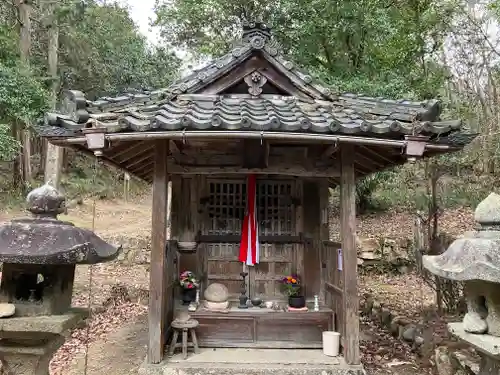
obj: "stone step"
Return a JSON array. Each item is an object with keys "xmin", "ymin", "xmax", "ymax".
[{"xmin": 139, "ymin": 349, "xmax": 364, "ymax": 375}]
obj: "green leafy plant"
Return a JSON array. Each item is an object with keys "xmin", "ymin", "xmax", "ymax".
[
  {"xmin": 0, "ymin": 124, "xmax": 19, "ymax": 161},
  {"xmin": 355, "ymin": 171, "xmax": 394, "ymax": 213}
]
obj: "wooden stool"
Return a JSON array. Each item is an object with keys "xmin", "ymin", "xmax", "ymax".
[{"xmin": 168, "ymin": 319, "xmax": 200, "ymax": 359}]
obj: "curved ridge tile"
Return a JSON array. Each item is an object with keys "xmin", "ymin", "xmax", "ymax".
[{"xmin": 42, "ymin": 91, "xmax": 468, "ymax": 147}]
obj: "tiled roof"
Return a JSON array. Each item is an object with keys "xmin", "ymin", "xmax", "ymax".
[
  {"xmin": 38, "ymin": 21, "xmax": 476, "ymax": 147},
  {"xmin": 41, "ymin": 92, "xmax": 469, "ymax": 145}
]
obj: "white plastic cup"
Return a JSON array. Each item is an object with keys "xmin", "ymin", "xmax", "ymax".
[{"xmin": 322, "ymin": 331, "xmax": 340, "ymax": 357}]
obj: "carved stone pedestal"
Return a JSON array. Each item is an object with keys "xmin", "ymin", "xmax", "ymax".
[
  {"xmin": 448, "ymin": 323, "xmax": 500, "ymax": 375},
  {"xmin": 0, "ymin": 312, "xmax": 83, "ymax": 375},
  {"xmin": 0, "ymin": 335, "xmax": 65, "ymax": 375}
]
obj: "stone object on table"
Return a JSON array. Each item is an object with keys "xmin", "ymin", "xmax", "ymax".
[
  {"xmin": 174, "ymin": 311, "xmax": 191, "ymax": 323},
  {"xmin": 204, "ymin": 283, "xmax": 229, "ymax": 303},
  {"xmin": 203, "ymin": 300, "xmax": 230, "ymax": 311},
  {"xmin": 250, "ymin": 297, "xmax": 262, "ymax": 307},
  {"xmin": 271, "ymin": 302, "xmax": 281, "ymax": 311},
  {"xmin": 0, "ymin": 303, "xmax": 15, "ymax": 318},
  {"xmin": 203, "ymin": 282, "xmax": 230, "ymax": 310}
]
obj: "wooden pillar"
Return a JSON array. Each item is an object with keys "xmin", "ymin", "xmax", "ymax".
[
  {"xmin": 318, "ymin": 179, "xmax": 330, "ymax": 304},
  {"xmin": 303, "ymin": 180, "xmax": 321, "ymax": 299},
  {"xmin": 147, "ymin": 140, "xmax": 169, "ymax": 364},
  {"xmin": 340, "ymin": 144, "xmax": 360, "ymax": 365}
]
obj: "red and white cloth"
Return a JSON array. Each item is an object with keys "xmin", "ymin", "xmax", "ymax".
[{"xmin": 238, "ymin": 174, "xmax": 260, "ymax": 266}]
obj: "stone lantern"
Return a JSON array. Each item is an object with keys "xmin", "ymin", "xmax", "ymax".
[
  {"xmin": 0, "ymin": 184, "xmax": 121, "ymax": 375},
  {"xmin": 423, "ymin": 192, "xmax": 500, "ymax": 375}
]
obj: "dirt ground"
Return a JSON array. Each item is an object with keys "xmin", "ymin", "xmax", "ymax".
[
  {"xmin": 62, "ymin": 313, "xmax": 148, "ymax": 375},
  {"xmin": 1, "ymin": 197, "xmax": 447, "ymax": 375}
]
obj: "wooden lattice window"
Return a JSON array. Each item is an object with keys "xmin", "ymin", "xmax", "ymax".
[{"xmin": 206, "ymin": 179, "xmax": 294, "ymax": 236}]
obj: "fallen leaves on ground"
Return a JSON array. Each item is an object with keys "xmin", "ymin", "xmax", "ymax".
[
  {"xmin": 330, "ymin": 207, "xmax": 475, "ymax": 242},
  {"xmin": 50, "ymin": 300, "xmax": 147, "ymax": 375},
  {"xmin": 359, "ymin": 271, "xmax": 465, "ymax": 373},
  {"xmin": 49, "ymin": 262, "xmax": 149, "ymax": 375}
]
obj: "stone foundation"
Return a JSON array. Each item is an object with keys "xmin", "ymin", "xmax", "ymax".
[
  {"xmin": 0, "ymin": 335, "xmax": 64, "ymax": 375},
  {"xmin": 138, "ymin": 348, "xmax": 364, "ymax": 375}
]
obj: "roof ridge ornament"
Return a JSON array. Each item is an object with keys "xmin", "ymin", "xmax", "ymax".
[{"xmin": 241, "ymin": 17, "xmax": 272, "ymax": 45}]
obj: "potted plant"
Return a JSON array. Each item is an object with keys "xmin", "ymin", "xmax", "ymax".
[
  {"xmin": 282, "ymin": 275, "xmax": 305, "ymax": 308},
  {"xmin": 179, "ymin": 271, "xmax": 199, "ymax": 305}
]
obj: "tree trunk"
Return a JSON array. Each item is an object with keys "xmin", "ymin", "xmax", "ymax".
[
  {"xmin": 14, "ymin": 0, "xmax": 33, "ymax": 188},
  {"xmin": 43, "ymin": 0, "xmax": 64, "ymax": 189},
  {"xmin": 11, "ymin": 123, "xmax": 21, "ymax": 189}
]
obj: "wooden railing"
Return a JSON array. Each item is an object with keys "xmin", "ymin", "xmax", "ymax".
[{"xmin": 322, "ymin": 240, "xmax": 344, "ymax": 340}]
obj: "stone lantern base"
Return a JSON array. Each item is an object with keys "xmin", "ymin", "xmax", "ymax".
[
  {"xmin": 0, "ymin": 335, "xmax": 64, "ymax": 375},
  {"xmin": 0, "ymin": 311, "xmax": 83, "ymax": 375},
  {"xmin": 449, "ymin": 322, "xmax": 500, "ymax": 375}
]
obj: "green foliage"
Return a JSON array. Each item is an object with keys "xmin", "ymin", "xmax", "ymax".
[
  {"xmin": 0, "ymin": 63, "xmax": 48, "ymax": 124},
  {"xmin": 0, "ymin": 0, "xmax": 181, "ymax": 196},
  {"xmin": 355, "ymin": 171, "xmax": 395, "ymax": 213},
  {"xmin": 0, "ymin": 124, "xmax": 19, "ymax": 161},
  {"xmin": 54, "ymin": 0, "xmax": 181, "ymax": 99},
  {"xmin": 0, "ymin": 25, "xmax": 48, "ymax": 161},
  {"xmin": 154, "ymin": 0, "xmax": 457, "ymax": 98}
]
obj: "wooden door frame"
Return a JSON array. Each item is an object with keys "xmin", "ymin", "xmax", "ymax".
[{"xmin": 203, "ymin": 176, "xmax": 301, "ymax": 300}]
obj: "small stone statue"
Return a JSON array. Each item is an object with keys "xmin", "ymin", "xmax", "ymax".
[{"xmin": 203, "ymin": 283, "xmax": 230, "ymax": 310}]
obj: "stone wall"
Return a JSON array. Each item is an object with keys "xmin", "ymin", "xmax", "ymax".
[
  {"xmin": 360, "ymin": 294, "xmax": 424, "ymax": 348},
  {"xmin": 104, "ymin": 235, "xmax": 151, "ymax": 265},
  {"xmin": 360, "ymin": 294, "xmax": 479, "ymax": 375},
  {"xmin": 356, "ymin": 236, "xmax": 414, "ymax": 271}
]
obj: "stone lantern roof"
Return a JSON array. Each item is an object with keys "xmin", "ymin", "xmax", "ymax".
[
  {"xmin": 423, "ymin": 192, "xmax": 500, "ymax": 283},
  {"xmin": 0, "ymin": 184, "xmax": 121, "ymax": 264}
]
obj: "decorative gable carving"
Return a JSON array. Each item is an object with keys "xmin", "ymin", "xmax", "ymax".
[
  {"xmin": 244, "ymin": 71, "xmax": 268, "ymax": 96},
  {"xmin": 162, "ymin": 20, "xmax": 337, "ymax": 101}
]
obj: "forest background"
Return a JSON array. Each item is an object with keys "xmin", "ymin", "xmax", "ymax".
[{"xmin": 0, "ymin": 0, "xmax": 499, "ymax": 213}]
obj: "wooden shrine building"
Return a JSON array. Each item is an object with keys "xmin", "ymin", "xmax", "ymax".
[{"xmin": 39, "ymin": 20, "xmax": 474, "ymax": 369}]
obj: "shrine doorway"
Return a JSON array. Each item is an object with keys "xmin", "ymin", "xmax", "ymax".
[{"xmin": 203, "ymin": 177, "xmax": 302, "ymax": 301}]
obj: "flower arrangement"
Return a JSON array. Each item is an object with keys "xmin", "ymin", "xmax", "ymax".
[
  {"xmin": 179, "ymin": 271, "xmax": 199, "ymax": 289},
  {"xmin": 281, "ymin": 275, "xmax": 301, "ymax": 296}
]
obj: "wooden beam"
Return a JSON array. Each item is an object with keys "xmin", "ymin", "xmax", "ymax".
[
  {"xmin": 340, "ymin": 144, "xmax": 360, "ymax": 365},
  {"xmin": 359, "ymin": 145, "xmax": 398, "ymax": 166},
  {"xmin": 242, "ymin": 139, "xmax": 270, "ymax": 168},
  {"xmin": 71, "ymin": 145, "xmax": 145, "ymax": 182},
  {"xmin": 321, "ymin": 143, "xmax": 338, "ymax": 159},
  {"xmin": 354, "ymin": 148, "xmax": 385, "ymax": 169},
  {"xmin": 147, "ymin": 139, "xmax": 169, "ymax": 364},
  {"xmin": 325, "ymin": 281, "xmax": 343, "ymax": 295},
  {"xmin": 110, "ymin": 140, "xmax": 147, "ymax": 159},
  {"xmin": 126, "ymin": 150, "xmax": 155, "ymax": 170},
  {"xmin": 116, "ymin": 145, "xmax": 154, "ymax": 164},
  {"xmin": 166, "ymin": 163, "xmax": 339, "ymax": 177},
  {"xmin": 197, "ymin": 234, "xmax": 308, "ymax": 244}
]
